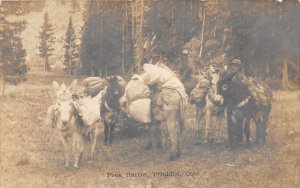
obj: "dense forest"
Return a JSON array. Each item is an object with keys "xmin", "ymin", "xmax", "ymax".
[
  {"xmin": 79, "ymin": 0, "xmax": 300, "ymax": 89},
  {"xmin": 1, "ymin": 0, "xmax": 300, "ymax": 89}
]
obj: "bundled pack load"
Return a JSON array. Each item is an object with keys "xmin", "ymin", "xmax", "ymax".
[
  {"xmin": 73, "ymin": 90, "xmax": 105, "ymax": 126},
  {"xmin": 244, "ymin": 77, "xmax": 272, "ymax": 107},
  {"xmin": 197, "ymin": 67, "xmax": 212, "ymax": 88},
  {"xmin": 141, "ymin": 64, "xmax": 188, "ymax": 121},
  {"xmin": 141, "ymin": 63, "xmax": 175, "ymax": 87},
  {"xmin": 240, "ymin": 74, "xmax": 272, "ymax": 107},
  {"xmin": 122, "ymin": 74, "xmax": 151, "ymax": 123},
  {"xmin": 142, "ymin": 63, "xmax": 188, "ymax": 105},
  {"xmin": 83, "ymin": 77, "xmax": 106, "ymax": 97},
  {"xmin": 197, "ymin": 77, "xmax": 211, "ymax": 89}
]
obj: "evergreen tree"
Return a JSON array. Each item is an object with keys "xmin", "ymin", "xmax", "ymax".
[
  {"xmin": 60, "ymin": 0, "xmax": 66, "ymax": 6},
  {"xmin": 80, "ymin": 1, "xmax": 133, "ymax": 76},
  {"xmin": 144, "ymin": 0, "xmax": 200, "ymax": 66},
  {"xmin": 81, "ymin": 0, "xmax": 91, "ymax": 23},
  {"xmin": 38, "ymin": 12, "xmax": 55, "ymax": 72},
  {"xmin": 0, "ymin": 7, "xmax": 28, "ymax": 94},
  {"xmin": 71, "ymin": 0, "xmax": 80, "ymax": 13},
  {"xmin": 64, "ymin": 17, "xmax": 79, "ymax": 75},
  {"xmin": 80, "ymin": 9, "xmax": 102, "ymax": 76}
]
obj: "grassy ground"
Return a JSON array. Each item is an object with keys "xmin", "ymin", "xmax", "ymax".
[{"xmin": 0, "ymin": 72, "xmax": 300, "ymax": 188}]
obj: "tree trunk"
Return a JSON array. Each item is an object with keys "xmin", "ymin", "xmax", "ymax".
[
  {"xmin": 213, "ymin": 15, "xmax": 216, "ymax": 38},
  {"xmin": 70, "ymin": 58, "xmax": 73, "ymax": 75},
  {"xmin": 183, "ymin": 1, "xmax": 187, "ymax": 42},
  {"xmin": 219, "ymin": 32, "xmax": 227, "ymax": 55},
  {"xmin": 132, "ymin": 0, "xmax": 144, "ymax": 74},
  {"xmin": 121, "ymin": 0, "xmax": 125, "ymax": 75},
  {"xmin": 172, "ymin": 2, "xmax": 176, "ymax": 57},
  {"xmin": 99, "ymin": 17, "xmax": 103, "ymax": 77},
  {"xmin": 91, "ymin": 60, "xmax": 96, "ymax": 76},
  {"xmin": 105, "ymin": 65, "xmax": 108, "ymax": 77},
  {"xmin": 198, "ymin": 8, "xmax": 206, "ymax": 59},
  {"xmin": 282, "ymin": 58, "xmax": 289, "ymax": 90},
  {"xmin": 1, "ymin": 72, "xmax": 5, "ymax": 96},
  {"xmin": 124, "ymin": 0, "xmax": 129, "ymax": 74},
  {"xmin": 44, "ymin": 56, "xmax": 50, "ymax": 72}
]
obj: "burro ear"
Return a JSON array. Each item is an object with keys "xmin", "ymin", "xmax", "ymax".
[
  {"xmin": 68, "ymin": 79, "xmax": 78, "ymax": 92},
  {"xmin": 211, "ymin": 70, "xmax": 220, "ymax": 84},
  {"xmin": 61, "ymin": 83, "xmax": 66, "ymax": 91},
  {"xmin": 131, "ymin": 74, "xmax": 139, "ymax": 81},
  {"xmin": 224, "ymin": 65, "xmax": 228, "ymax": 71},
  {"xmin": 209, "ymin": 65, "xmax": 215, "ymax": 73},
  {"xmin": 225, "ymin": 72, "xmax": 235, "ymax": 81},
  {"xmin": 53, "ymin": 81, "xmax": 60, "ymax": 92}
]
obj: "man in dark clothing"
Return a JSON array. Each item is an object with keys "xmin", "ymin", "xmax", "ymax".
[
  {"xmin": 224, "ymin": 58, "xmax": 247, "ymax": 145},
  {"xmin": 179, "ymin": 49, "xmax": 193, "ymax": 81}
]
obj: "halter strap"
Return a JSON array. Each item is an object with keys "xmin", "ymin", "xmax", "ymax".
[
  {"xmin": 236, "ymin": 96, "xmax": 251, "ymax": 108},
  {"xmin": 104, "ymin": 101, "xmax": 114, "ymax": 112},
  {"xmin": 207, "ymin": 93, "xmax": 223, "ymax": 107},
  {"xmin": 54, "ymin": 102, "xmax": 75, "ymax": 131}
]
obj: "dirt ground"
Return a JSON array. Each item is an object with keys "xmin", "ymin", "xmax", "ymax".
[{"xmin": 1, "ymin": 72, "xmax": 300, "ymax": 188}]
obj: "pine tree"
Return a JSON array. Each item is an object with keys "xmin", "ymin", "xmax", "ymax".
[
  {"xmin": 38, "ymin": 12, "xmax": 55, "ymax": 72},
  {"xmin": 82, "ymin": 0, "xmax": 91, "ymax": 23},
  {"xmin": 71, "ymin": 0, "xmax": 80, "ymax": 13},
  {"xmin": 0, "ymin": 7, "xmax": 28, "ymax": 95},
  {"xmin": 64, "ymin": 17, "xmax": 79, "ymax": 75},
  {"xmin": 60, "ymin": 0, "xmax": 66, "ymax": 5},
  {"xmin": 80, "ymin": 1, "xmax": 134, "ymax": 76}
]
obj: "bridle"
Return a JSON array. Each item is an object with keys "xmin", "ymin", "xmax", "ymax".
[
  {"xmin": 207, "ymin": 90, "xmax": 223, "ymax": 107},
  {"xmin": 102, "ymin": 83, "xmax": 122, "ymax": 126},
  {"xmin": 105, "ymin": 78, "xmax": 125, "ymax": 111},
  {"xmin": 54, "ymin": 101, "xmax": 75, "ymax": 131},
  {"xmin": 206, "ymin": 84, "xmax": 225, "ymax": 107},
  {"xmin": 218, "ymin": 79, "xmax": 251, "ymax": 109}
]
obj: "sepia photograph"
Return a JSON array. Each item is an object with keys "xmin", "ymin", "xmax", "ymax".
[{"xmin": 0, "ymin": 0, "xmax": 300, "ymax": 187}]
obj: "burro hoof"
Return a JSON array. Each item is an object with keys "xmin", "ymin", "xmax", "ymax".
[
  {"xmin": 157, "ymin": 142, "xmax": 162, "ymax": 148},
  {"xmin": 169, "ymin": 152, "xmax": 180, "ymax": 161},
  {"xmin": 254, "ymin": 140, "xmax": 262, "ymax": 146},
  {"xmin": 246, "ymin": 140, "xmax": 252, "ymax": 148},
  {"xmin": 74, "ymin": 163, "xmax": 79, "ymax": 169},
  {"xmin": 65, "ymin": 161, "xmax": 70, "ymax": 168},
  {"xmin": 90, "ymin": 154, "xmax": 95, "ymax": 160},
  {"xmin": 169, "ymin": 155, "xmax": 177, "ymax": 161},
  {"xmin": 146, "ymin": 142, "xmax": 152, "ymax": 150}
]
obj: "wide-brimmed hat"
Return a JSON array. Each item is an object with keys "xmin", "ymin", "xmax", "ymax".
[
  {"xmin": 231, "ymin": 59, "xmax": 242, "ymax": 65},
  {"xmin": 182, "ymin": 49, "xmax": 189, "ymax": 55}
]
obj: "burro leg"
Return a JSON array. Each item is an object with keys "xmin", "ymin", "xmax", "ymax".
[
  {"xmin": 216, "ymin": 111, "xmax": 223, "ymax": 143},
  {"xmin": 73, "ymin": 132, "xmax": 84, "ymax": 168},
  {"xmin": 90, "ymin": 122, "xmax": 101, "ymax": 159},
  {"xmin": 164, "ymin": 109, "xmax": 180, "ymax": 161},
  {"xmin": 59, "ymin": 134, "xmax": 70, "ymax": 168},
  {"xmin": 204, "ymin": 109, "xmax": 211, "ymax": 143},
  {"xmin": 243, "ymin": 117, "xmax": 251, "ymax": 147},
  {"xmin": 146, "ymin": 122, "xmax": 154, "ymax": 150},
  {"xmin": 196, "ymin": 106, "xmax": 204, "ymax": 139}
]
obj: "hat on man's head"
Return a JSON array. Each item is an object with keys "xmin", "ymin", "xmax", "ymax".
[
  {"xmin": 182, "ymin": 49, "xmax": 189, "ymax": 55},
  {"xmin": 231, "ymin": 59, "xmax": 242, "ymax": 65}
]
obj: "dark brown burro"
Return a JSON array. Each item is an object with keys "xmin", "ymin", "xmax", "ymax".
[
  {"xmin": 215, "ymin": 72, "xmax": 272, "ymax": 148},
  {"xmin": 100, "ymin": 76, "xmax": 126, "ymax": 146}
]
